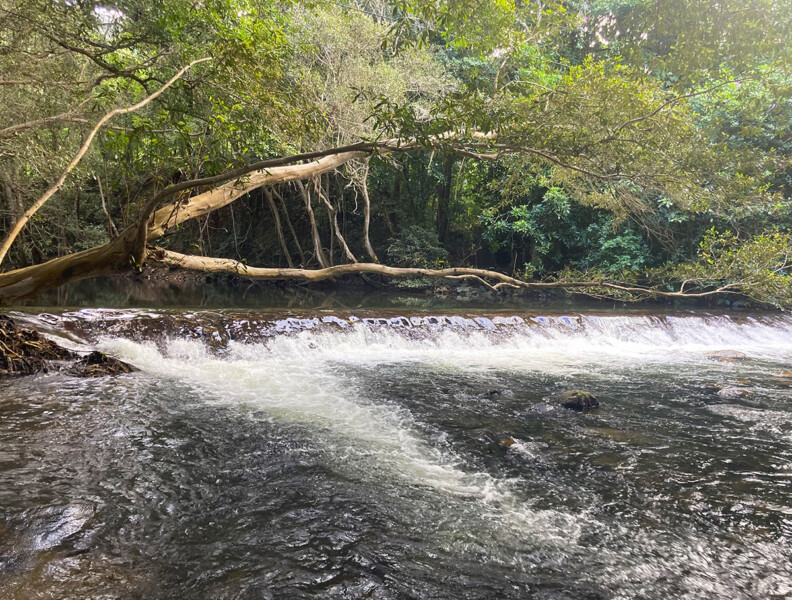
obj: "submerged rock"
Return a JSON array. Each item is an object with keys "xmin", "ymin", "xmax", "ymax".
[
  {"xmin": 68, "ymin": 351, "xmax": 137, "ymax": 378},
  {"xmin": 560, "ymin": 390, "xmax": 600, "ymax": 411},
  {"xmin": 707, "ymin": 350, "xmax": 749, "ymax": 362},
  {"xmin": 500, "ymin": 437, "xmax": 516, "ymax": 448},
  {"xmin": 716, "ymin": 386, "xmax": 751, "ymax": 399}
]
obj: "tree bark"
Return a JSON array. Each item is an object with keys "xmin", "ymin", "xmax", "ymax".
[
  {"xmin": 97, "ymin": 175, "xmax": 119, "ymax": 239},
  {"xmin": 148, "ymin": 248, "xmax": 748, "ymax": 300},
  {"xmin": 0, "ymin": 234, "xmax": 138, "ymax": 299},
  {"xmin": 272, "ymin": 186, "xmax": 305, "ymax": 265},
  {"xmin": 316, "ymin": 175, "xmax": 356, "ymax": 263},
  {"xmin": 360, "ymin": 159, "xmax": 378, "ymax": 261}
]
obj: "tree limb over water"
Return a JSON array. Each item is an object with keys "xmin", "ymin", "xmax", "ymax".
[
  {"xmin": 148, "ymin": 248, "xmax": 768, "ymax": 302},
  {"xmin": 0, "ymin": 134, "xmax": 790, "ymax": 304}
]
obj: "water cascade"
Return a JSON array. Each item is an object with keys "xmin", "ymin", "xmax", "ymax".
[{"xmin": 1, "ymin": 309, "xmax": 791, "ymax": 598}]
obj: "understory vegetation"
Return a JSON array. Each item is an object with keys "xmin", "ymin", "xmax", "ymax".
[{"xmin": 1, "ymin": 0, "xmax": 791, "ymax": 305}]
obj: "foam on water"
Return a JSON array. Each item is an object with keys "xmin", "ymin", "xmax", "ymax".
[
  {"xmin": 24, "ymin": 309, "xmax": 792, "ymax": 366},
  {"xmin": 100, "ymin": 335, "xmax": 582, "ymax": 552},
  {"xmin": 12, "ymin": 309, "xmax": 792, "ymax": 596}
]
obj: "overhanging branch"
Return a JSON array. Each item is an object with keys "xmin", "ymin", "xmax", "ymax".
[{"xmin": 150, "ymin": 249, "xmax": 748, "ymax": 300}]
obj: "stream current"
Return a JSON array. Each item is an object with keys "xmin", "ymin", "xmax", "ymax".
[{"xmin": 1, "ymin": 308, "xmax": 791, "ymax": 599}]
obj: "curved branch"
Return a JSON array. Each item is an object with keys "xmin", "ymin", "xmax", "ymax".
[
  {"xmin": 150, "ymin": 249, "xmax": 749, "ymax": 300},
  {"xmin": 601, "ymin": 78, "xmax": 754, "ymax": 143},
  {"xmin": 0, "ymin": 115, "xmax": 91, "ymax": 139}
]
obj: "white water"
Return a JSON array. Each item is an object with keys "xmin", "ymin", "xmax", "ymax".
[
  {"xmin": 100, "ymin": 334, "xmax": 585, "ymax": 553},
  {"xmin": 15, "ymin": 310, "xmax": 792, "ymax": 597}
]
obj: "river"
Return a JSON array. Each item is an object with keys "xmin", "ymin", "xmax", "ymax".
[{"xmin": 1, "ymin": 297, "xmax": 791, "ymax": 598}]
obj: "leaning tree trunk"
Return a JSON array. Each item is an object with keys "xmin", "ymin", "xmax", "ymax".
[
  {"xmin": 0, "ymin": 134, "xmax": 741, "ymax": 304},
  {"xmin": 0, "ymin": 148, "xmax": 370, "ymax": 299}
]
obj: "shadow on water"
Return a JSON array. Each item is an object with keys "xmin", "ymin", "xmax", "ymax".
[{"xmin": 0, "ymin": 273, "xmax": 742, "ymax": 314}]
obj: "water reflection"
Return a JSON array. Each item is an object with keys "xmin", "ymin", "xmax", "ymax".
[{"xmin": 1, "ymin": 274, "xmax": 733, "ymax": 313}]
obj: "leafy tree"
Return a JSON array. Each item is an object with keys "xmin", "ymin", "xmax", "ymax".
[{"xmin": 0, "ymin": 0, "xmax": 791, "ymax": 307}]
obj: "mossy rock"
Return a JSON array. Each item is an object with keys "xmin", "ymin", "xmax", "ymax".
[{"xmin": 560, "ymin": 390, "xmax": 600, "ymax": 412}]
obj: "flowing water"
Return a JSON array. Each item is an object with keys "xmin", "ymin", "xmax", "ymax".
[{"xmin": 1, "ymin": 307, "xmax": 792, "ymax": 599}]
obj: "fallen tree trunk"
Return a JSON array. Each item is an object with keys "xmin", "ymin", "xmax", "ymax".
[
  {"xmin": 0, "ymin": 147, "xmax": 376, "ymax": 299},
  {"xmin": 0, "ymin": 234, "xmax": 137, "ymax": 299},
  {"xmin": 149, "ymin": 248, "xmax": 744, "ymax": 299}
]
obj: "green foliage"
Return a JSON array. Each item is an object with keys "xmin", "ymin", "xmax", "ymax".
[
  {"xmin": 576, "ymin": 218, "xmax": 652, "ymax": 275},
  {"xmin": 667, "ymin": 229, "xmax": 792, "ymax": 306},
  {"xmin": 386, "ymin": 225, "xmax": 449, "ymax": 267},
  {"xmin": 2, "ymin": 0, "xmax": 792, "ymax": 307}
]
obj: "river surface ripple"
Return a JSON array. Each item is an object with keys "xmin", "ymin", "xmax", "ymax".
[{"xmin": 1, "ymin": 310, "xmax": 791, "ymax": 599}]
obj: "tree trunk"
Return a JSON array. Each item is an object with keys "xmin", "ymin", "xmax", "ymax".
[
  {"xmin": 360, "ymin": 160, "xmax": 378, "ymax": 261},
  {"xmin": 272, "ymin": 186, "xmax": 305, "ymax": 265},
  {"xmin": 295, "ymin": 180, "xmax": 330, "ymax": 268},
  {"xmin": 1, "ymin": 167, "xmax": 30, "ymax": 268},
  {"xmin": 264, "ymin": 188, "xmax": 294, "ymax": 268},
  {"xmin": 0, "ymin": 233, "xmax": 138, "ymax": 299},
  {"xmin": 148, "ymin": 248, "xmax": 734, "ymax": 301},
  {"xmin": 97, "ymin": 175, "xmax": 119, "ymax": 239},
  {"xmin": 323, "ymin": 176, "xmax": 335, "ymax": 266},
  {"xmin": 0, "ymin": 58, "xmax": 212, "ymax": 266},
  {"xmin": 316, "ymin": 175, "xmax": 356, "ymax": 263}
]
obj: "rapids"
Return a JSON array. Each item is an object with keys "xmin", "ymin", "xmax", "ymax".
[{"xmin": 1, "ymin": 308, "xmax": 791, "ymax": 598}]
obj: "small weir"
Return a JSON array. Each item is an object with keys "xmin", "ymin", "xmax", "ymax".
[{"xmin": 1, "ymin": 309, "xmax": 791, "ymax": 598}]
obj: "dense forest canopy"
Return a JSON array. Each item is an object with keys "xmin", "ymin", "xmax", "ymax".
[{"xmin": 0, "ymin": 0, "xmax": 791, "ymax": 304}]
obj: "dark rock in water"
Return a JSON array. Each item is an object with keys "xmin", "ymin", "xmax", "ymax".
[
  {"xmin": 560, "ymin": 390, "xmax": 600, "ymax": 411},
  {"xmin": 68, "ymin": 351, "xmax": 137, "ymax": 378},
  {"xmin": 0, "ymin": 315, "xmax": 75, "ymax": 377},
  {"xmin": 482, "ymin": 389, "xmax": 501, "ymax": 398},
  {"xmin": 707, "ymin": 350, "xmax": 749, "ymax": 362}
]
